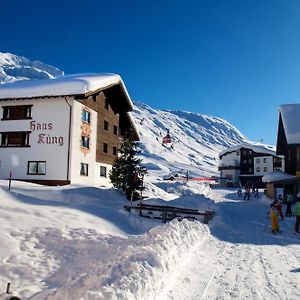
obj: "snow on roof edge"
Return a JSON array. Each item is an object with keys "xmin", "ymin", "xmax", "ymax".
[
  {"xmin": 0, "ymin": 73, "xmax": 133, "ymax": 109},
  {"xmin": 219, "ymin": 142, "xmax": 276, "ymax": 158},
  {"xmin": 262, "ymin": 171, "xmax": 297, "ymax": 183},
  {"xmin": 278, "ymin": 104, "xmax": 300, "ymax": 144}
]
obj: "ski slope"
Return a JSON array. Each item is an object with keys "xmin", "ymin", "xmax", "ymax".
[{"xmin": 1, "ymin": 181, "xmax": 299, "ymax": 299}]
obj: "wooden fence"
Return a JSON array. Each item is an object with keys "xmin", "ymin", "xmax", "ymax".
[{"xmin": 124, "ymin": 203, "xmax": 214, "ymax": 224}]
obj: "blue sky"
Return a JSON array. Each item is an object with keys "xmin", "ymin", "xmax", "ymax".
[{"xmin": 2, "ymin": 0, "xmax": 300, "ymax": 145}]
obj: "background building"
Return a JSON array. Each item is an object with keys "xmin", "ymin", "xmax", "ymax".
[{"xmin": 219, "ymin": 143, "xmax": 283, "ymax": 187}]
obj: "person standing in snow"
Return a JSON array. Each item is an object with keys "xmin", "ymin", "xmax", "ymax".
[
  {"xmin": 274, "ymin": 199, "xmax": 284, "ymax": 220},
  {"xmin": 254, "ymin": 187, "xmax": 259, "ymax": 198},
  {"xmin": 270, "ymin": 204, "xmax": 280, "ymax": 234},
  {"xmin": 244, "ymin": 186, "xmax": 250, "ymax": 200},
  {"xmin": 285, "ymin": 194, "xmax": 293, "ymax": 217},
  {"xmin": 293, "ymin": 198, "xmax": 300, "ymax": 233}
]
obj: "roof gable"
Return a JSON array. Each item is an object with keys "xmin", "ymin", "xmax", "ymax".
[
  {"xmin": 278, "ymin": 104, "xmax": 300, "ymax": 144},
  {"xmin": 0, "ymin": 73, "xmax": 132, "ymax": 107}
]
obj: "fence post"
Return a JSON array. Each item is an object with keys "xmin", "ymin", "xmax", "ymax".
[
  {"xmin": 6, "ymin": 282, "xmax": 10, "ymax": 294},
  {"xmin": 8, "ymin": 171, "xmax": 12, "ymax": 191}
]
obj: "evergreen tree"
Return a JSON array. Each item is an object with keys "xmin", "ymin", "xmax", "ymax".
[{"xmin": 110, "ymin": 139, "xmax": 147, "ymax": 200}]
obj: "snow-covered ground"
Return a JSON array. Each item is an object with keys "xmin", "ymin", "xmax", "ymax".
[
  {"xmin": 133, "ymin": 102, "xmax": 247, "ymax": 179},
  {"xmin": 1, "ymin": 53, "xmax": 298, "ymax": 299},
  {"xmin": 1, "ymin": 180, "xmax": 299, "ymax": 300}
]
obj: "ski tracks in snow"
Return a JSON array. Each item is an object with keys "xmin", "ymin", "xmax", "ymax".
[
  {"xmin": 165, "ymin": 235, "xmax": 300, "ymax": 300},
  {"xmin": 163, "ymin": 197, "xmax": 300, "ymax": 300}
]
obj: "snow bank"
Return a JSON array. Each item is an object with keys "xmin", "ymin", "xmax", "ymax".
[
  {"xmin": 31, "ymin": 220, "xmax": 209, "ymax": 300},
  {"xmin": 148, "ymin": 181, "xmax": 216, "ymax": 212}
]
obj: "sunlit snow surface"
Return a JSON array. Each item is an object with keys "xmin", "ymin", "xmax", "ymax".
[
  {"xmin": 132, "ymin": 102, "xmax": 247, "ymax": 179},
  {"xmin": 1, "ymin": 180, "xmax": 300, "ymax": 300},
  {"xmin": 0, "ymin": 52, "xmax": 63, "ymax": 84}
]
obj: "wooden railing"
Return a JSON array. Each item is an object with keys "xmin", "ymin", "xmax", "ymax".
[{"xmin": 124, "ymin": 203, "xmax": 214, "ymax": 224}]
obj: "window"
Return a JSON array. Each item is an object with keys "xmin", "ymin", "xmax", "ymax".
[
  {"xmin": 92, "ymin": 94, "xmax": 97, "ymax": 102},
  {"xmin": 249, "ymin": 167, "xmax": 252, "ymax": 173},
  {"xmin": 113, "ymin": 146, "xmax": 117, "ymax": 155},
  {"xmin": 0, "ymin": 132, "xmax": 30, "ymax": 147},
  {"xmin": 82, "ymin": 110, "xmax": 91, "ymax": 123},
  {"xmin": 256, "ymin": 158, "xmax": 260, "ymax": 164},
  {"xmin": 81, "ymin": 136, "xmax": 89, "ymax": 148},
  {"xmin": 28, "ymin": 161, "xmax": 46, "ymax": 175},
  {"xmin": 256, "ymin": 167, "xmax": 260, "ymax": 173},
  {"xmin": 114, "ymin": 125, "xmax": 118, "ymax": 135},
  {"xmin": 236, "ymin": 150, "xmax": 240, "ymax": 156},
  {"xmin": 2, "ymin": 105, "xmax": 32, "ymax": 120},
  {"xmin": 105, "ymin": 99, "xmax": 109, "ymax": 110},
  {"xmin": 248, "ymin": 159, "xmax": 252, "ymax": 164},
  {"xmin": 263, "ymin": 158, "xmax": 268, "ymax": 163},
  {"xmin": 242, "ymin": 150, "xmax": 247, "ymax": 155},
  {"xmin": 103, "ymin": 143, "xmax": 108, "ymax": 153},
  {"xmin": 243, "ymin": 159, "xmax": 247, "ymax": 164},
  {"xmin": 100, "ymin": 166, "xmax": 107, "ymax": 177},
  {"xmin": 80, "ymin": 163, "xmax": 88, "ymax": 176},
  {"xmin": 264, "ymin": 167, "xmax": 268, "ymax": 172},
  {"xmin": 104, "ymin": 120, "xmax": 108, "ymax": 131}
]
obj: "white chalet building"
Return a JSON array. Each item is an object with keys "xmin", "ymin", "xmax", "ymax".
[
  {"xmin": 0, "ymin": 74, "xmax": 138, "ymax": 186},
  {"xmin": 219, "ymin": 143, "xmax": 284, "ymax": 187}
]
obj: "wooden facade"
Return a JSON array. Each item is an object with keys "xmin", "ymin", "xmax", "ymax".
[
  {"xmin": 276, "ymin": 113, "xmax": 300, "ymax": 176},
  {"xmin": 77, "ymin": 83, "xmax": 138, "ymax": 165}
]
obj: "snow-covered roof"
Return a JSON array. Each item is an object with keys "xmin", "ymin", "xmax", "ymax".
[
  {"xmin": 278, "ymin": 104, "xmax": 300, "ymax": 144},
  {"xmin": 0, "ymin": 73, "xmax": 132, "ymax": 106},
  {"xmin": 262, "ymin": 171, "xmax": 297, "ymax": 183},
  {"xmin": 219, "ymin": 142, "xmax": 276, "ymax": 158}
]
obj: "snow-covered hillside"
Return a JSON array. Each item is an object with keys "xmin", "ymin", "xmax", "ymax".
[
  {"xmin": 133, "ymin": 102, "xmax": 247, "ymax": 178},
  {"xmin": 0, "ymin": 52, "xmax": 63, "ymax": 83},
  {"xmin": 0, "ymin": 52, "xmax": 249, "ymax": 178}
]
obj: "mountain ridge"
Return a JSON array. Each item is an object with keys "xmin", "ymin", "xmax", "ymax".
[{"xmin": 0, "ymin": 52, "xmax": 63, "ymax": 83}]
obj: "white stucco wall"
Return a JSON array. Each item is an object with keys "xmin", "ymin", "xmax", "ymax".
[
  {"xmin": 68, "ymin": 100, "xmax": 97, "ymax": 185},
  {"xmin": 68, "ymin": 101, "xmax": 112, "ymax": 186},
  {"xmin": 0, "ymin": 98, "xmax": 70, "ymax": 181},
  {"xmin": 253, "ymin": 156, "xmax": 273, "ymax": 176}
]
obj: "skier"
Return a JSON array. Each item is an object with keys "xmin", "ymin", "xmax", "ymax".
[
  {"xmin": 270, "ymin": 204, "xmax": 280, "ymax": 234},
  {"xmin": 293, "ymin": 198, "xmax": 300, "ymax": 233}
]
